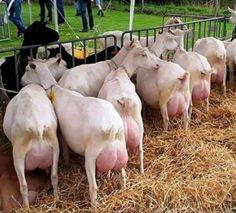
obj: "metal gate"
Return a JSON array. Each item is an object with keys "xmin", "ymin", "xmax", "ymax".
[
  {"xmin": 0, "ymin": 16, "xmax": 230, "ymax": 96},
  {"xmin": 121, "ymin": 16, "xmax": 228, "ymax": 50}
]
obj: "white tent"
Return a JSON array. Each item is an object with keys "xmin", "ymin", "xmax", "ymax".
[{"xmin": 129, "ymin": 0, "xmax": 135, "ymax": 30}]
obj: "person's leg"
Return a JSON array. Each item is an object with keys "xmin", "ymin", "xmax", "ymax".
[
  {"xmin": 78, "ymin": 0, "xmax": 88, "ymax": 31},
  {"xmin": 39, "ymin": 0, "xmax": 46, "ymax": 22},
  {"xmin": 56, "ymin": 0, "xmax": 65, "ymax": 24},
  {"xmin": 14, "ymin": 0, "xmax": 25, "ymax": 33},
  {"xmin": 9, "ymin": 0, "xmax": 25, "ymax": 35},
  {"xmin": 86, "ymin": 0, "xmax": 94, "ymax": 29},
  {"xmin": 8, "ymin": 6, "xmax": 17, "ymax": 26},
  {"xmin": 74, "ymin": 0, "xmax": 80, "ymax": 16},
  {"xmin": 96, "ymin": 0, "xmax": 104, "ymax": 16},
  {"xmin": 45, "ymin": 0, "xmax": 52, "ymax": 22}
]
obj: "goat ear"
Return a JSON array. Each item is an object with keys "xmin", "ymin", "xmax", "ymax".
[
  {"xmin": 28, "ymin": 56, "xmax": 33, "ymax": 61},
  {"xmin": 56, "ymin": 53, "xmax": 62, "ymax": 59},
  {"xmin": 29, "ymin": 62, "xmax": 36, "ymax": 70},
  {"xmin": 56, "ymin": 53, "xmax": 62, "ymax": 64},
  {"xmin": 228, "ymin": 7, "xmax": 236, "ymax": 14},
  {"xmin": 56, "ymin": 58, "xmax": 61, "ymax": 64}
]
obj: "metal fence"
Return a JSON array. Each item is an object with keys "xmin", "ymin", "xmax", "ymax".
[
  {"xmin": 121, "ymin": 16, "xmax": 228, "ymax": 50},
  {"xmin": 0, "ymin": 34, "xmax": 117, "ymax": 93},
  {"xmin": 0, "ymin": 16, "xmax": 231, "ymax": 96}
]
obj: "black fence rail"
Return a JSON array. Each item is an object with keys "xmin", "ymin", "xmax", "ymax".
[
  {"xmin": 0, "ymin": 34, "xmax": 117, "ymax": 93},
  {"xmin": 0, "ymin": 16, "xmax": 231, "ymax": 97},
  {"xmin": 121, "ymin": 16, "xmax": 228, "ymax": 51}
]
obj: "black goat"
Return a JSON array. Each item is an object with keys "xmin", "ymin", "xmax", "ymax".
[
  {"xmin": 0, "ymin": 21, "xmax": 59, "ymax": 99},
  {"xmin": 48, "ymin": 45, "xmax": 121, "ymax": 69},
  {"xmin": 231, "ymin": 25, "xmax": 236, "ymax": 41}
]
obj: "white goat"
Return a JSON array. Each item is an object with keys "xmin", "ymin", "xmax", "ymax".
[
  {"xmin": 22, "ymin": 56, "xmax": 67, "ymax": 85},
  {"xmin": 3, "ymin": 84, "xmax": 59, "ymax": 208},
  {"xmin": 59, "ymin": 40, "xmax": 159, "ymax": 97},
  {"xmin": 98, "ymin": 52, "xmax": 159, "ymax": 174},
  {"xmin": 172, "ymin": 29, "xmax": 212, "ymax": 116},
  {"xmin": 136, "ymin": 58, "xmax": 191, "ymax": 131},
  {"xmin": 21, "ymin": 60, "xmax": 128, "ymax": 205},
  {"xmin": 193, "ymin": 37, "xmax": 227, "ymax": 95},
  {"xmin": 226, "ymin": 39, "xmax": 236, "ymax": 83},
  {"xmin": 228, "ymin": 7, "xmax": 236, "ymax": 24},
  {"xmin": 58, "ymin": 40, "xmax": 138, "ymax": 97},
  {"xmin": 99, "ymin": 17, "xmax": 186, "ymax": 49}
]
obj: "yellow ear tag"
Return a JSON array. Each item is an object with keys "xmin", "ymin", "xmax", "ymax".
[{"xmin": 48, "ymin": 90, "xmax": 56, "ymax": 102}]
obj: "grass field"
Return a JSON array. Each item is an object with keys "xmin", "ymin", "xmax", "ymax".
[{"xmin": 0, "ymin": 2, "xmax": 234, "ymax": 51}]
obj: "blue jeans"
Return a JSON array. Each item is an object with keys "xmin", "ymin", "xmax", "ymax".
[
  {"xmin": 8, "ymin": 0, "xmax": 25, "ymax": 33},
  {"xmin": 78, "ymin": 0, "xmax": 93, "ymax": 30},
  {"xmin": 56, "ymin": 0, "xmax": 65, "ymax": 24},
  {"xmin": 95, "ymin": 0, "xmax": 103, "ymax": 6},
  {"xmin": 74, "ymin": 0, "xmax": 80, "ymax": 12}
]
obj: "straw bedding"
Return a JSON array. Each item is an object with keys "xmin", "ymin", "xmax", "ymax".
[{"xmin": 0, "ymin": 85, "xmax": 235, "ymax": 213}]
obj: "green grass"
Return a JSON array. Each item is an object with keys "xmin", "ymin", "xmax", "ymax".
[
  {"xmin": 0, "ymin": 3, "xmax": 165, "ymax": 50},
  {"xmin": 0, "ymin": 2, "xmax": 234, "ymax": 52}
]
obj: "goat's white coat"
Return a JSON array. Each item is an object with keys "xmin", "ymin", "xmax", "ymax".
[
  {"xmin": 58, "ymin": 40, "xmax": 136, "ymax": 97},
  {"xmin": 21, "ymin": 60, "xmax": 128, "ymax": 205},
  {"xmin": 228, "ymin": 7, "xmax": 236, "ymax": 24},
  {"xmin": 98, "ymin": 67, "xmax": 144, "ymax": 174},
  {"xmin": 226, "ymin": 39, "xmax": 236, "ymax": 83},
  {"xmin": 59, "ymin": 40, "xmax": 159, "ymax": 97},
  {"xmin": 172, "ymin": 29, "xmax": 212, "ymax": 116},
  {"xmin": 3, "ymin": 83, "xmax": 59, "ymax": 207},
  {"xmin": 193, "ymin": 37, "xmax": 227, "ymax": 95},
  {"xmin": 136, "ymin": 59, "xmax": 191, "ymax": 130},
  {"xmin": 99, "ymin": 17, "xmax": 186, "ymax": 50}
]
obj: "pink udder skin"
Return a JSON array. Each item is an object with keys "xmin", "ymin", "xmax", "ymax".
[
  {"xmin": 125, "ymin": 117, "xmax": 141, "ymax": 154},
  {"xmin": 167, "ymin": 92, "xmax": 186, "ymax": 117},
  {"xmin": 25, "ymin": 141, "xmax": 53, "ymax": 171},
  {"xmin": 211, "ymin": 62, "xmax": 226, "ymax": 84},
  {"xmin": 192, "ymin": 80, "xmax": 210, "ymax": 101},
  {"xmin": 96, "ymin": 141, "xmax": 128, "ymax": 177}
]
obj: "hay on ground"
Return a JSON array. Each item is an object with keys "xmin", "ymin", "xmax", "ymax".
[{"xmin": 0, "ymin": 85, "xmax": 235, "ymax": 213}]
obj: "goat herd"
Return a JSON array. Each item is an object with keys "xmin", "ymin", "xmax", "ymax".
[{"xmin": 0, "ymin": 7, "xmax": 236, "ymax": 212}]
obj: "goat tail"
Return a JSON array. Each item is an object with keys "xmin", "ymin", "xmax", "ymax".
[
  {"xmin": 177, "ymin": 71, "xmax": 190, "ymax": 93},
  {"xmin": 178, "ymin": 71, "xmax": 190, "ymax": 84},
  {"xmin": 26, "ymin": 125, "xmax": 48, "ymax": 141},
  {"xmin": 102, "ymin": 125, "xmax": 124, "ymax": 141},
  {"xmin": 102, "ymin": 125, "xmax": 116, "ymax": 139}
]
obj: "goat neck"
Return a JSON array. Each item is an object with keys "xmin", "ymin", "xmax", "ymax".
[
  {"xmin": 119, "ymin": 62, "xmax": 135, "ymax": 78},
  {"xmin": 108, "ymin": 44, "xmax": 130, "ymax": 67},
  {"xmin": 149, "ymin": 35, "xmax": 166, "ymax": 58},
  {"xmin": 117, "ymin": 66, "xmax": 132, "ymax": 78},
  {"xmin": 33, "ymin": 63, "xmax": 57, "ymax": 90}
]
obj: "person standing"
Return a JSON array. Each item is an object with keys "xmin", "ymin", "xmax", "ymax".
[
  {"xmin": 78, "ymin": 0, "xmax": 94, "ymax": 32},
  {"xmin": 56, "ymin": 0, "xmax": 65, "ymax": 24},
  {"xmin": 39, "ymin": 0, "xmax": 52, "ymax": 23},
  {"xmin": 8, "ymin": 0, "xmax": 25, "ymax": 37}
]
